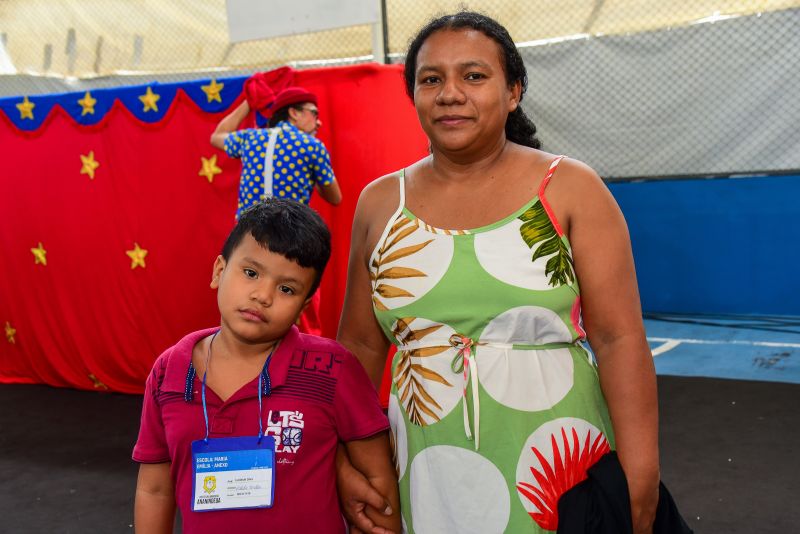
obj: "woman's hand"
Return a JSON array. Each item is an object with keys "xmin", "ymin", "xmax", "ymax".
[
  {"xmin": 337, "ymin": 445, "xmax": 396, "ymax": 534},
  {"xmin": 336, "ymin": 180, "xmax": 404, "ymax": 534},
  {"xmin": 629, "ymin": 475, "xmax": 659, "ymax": 534}
]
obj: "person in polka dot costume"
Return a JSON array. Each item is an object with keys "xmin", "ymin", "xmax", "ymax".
[{"xmin": 211, "ymin": 85, "xmax": 342, "ymax": 219}]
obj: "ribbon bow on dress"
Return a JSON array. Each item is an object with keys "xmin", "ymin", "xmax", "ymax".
[{"xmin": 449, "ymin": 333, "xmax": 484, "ymax": 450}]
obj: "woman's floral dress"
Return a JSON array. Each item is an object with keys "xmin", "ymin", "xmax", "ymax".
[{"xmin": 370, "ymin": 157, "xmax": 615, "ymax": 533}]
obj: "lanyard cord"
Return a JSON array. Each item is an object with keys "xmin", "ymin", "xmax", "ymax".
[
  {"xmin": 200, "ymin": 331, "xmax": 278, "ymax": 444},
  {"xmin": 257, "ymin": 350, "xmax": 274, "ymax": 443}
]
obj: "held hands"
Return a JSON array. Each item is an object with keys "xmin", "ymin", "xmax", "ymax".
[
  {"xmin": 337, "ymin": 450, "xmax": 396, "ymax": 534},
  {"xmin": 629, "ymin": 476, "xmax": 659, "ymax": 534}
]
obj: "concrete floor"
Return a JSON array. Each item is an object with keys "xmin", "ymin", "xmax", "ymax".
[{"xmin": 1, "ymin": 314, "xmax": 798, "ymax": 532}]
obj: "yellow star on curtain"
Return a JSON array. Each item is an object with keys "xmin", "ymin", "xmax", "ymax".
[
  {"xmin": 199, "ymin": 155, "xmax": 222, "ymax": 183},
  {"xmin": 139, "ymin": 87, "xmax": 161, "ymax": 112},
  {"xmin": 78, "ymin": 92, "xmax": 97, "ymax": 115},
  {"xmin": 126, "ymin": 243, "xmax": 148, "ymax": 269},
  {"xmin": 88, "ymin": 373, "xmax": 109, "ymax": 390},
  {"xmin": 31, "ymin": 242, "xmax": 47, "ymax": 265},
  {"xmin": 4, "ymin": 322, "xmax": 16, "ymax": 344},
  {"xmin": 80, "ymin": 151, "xmax": 100, "ymax": 179},
  {"xmin": 16, "ymin": 96, "xmax": 35, "ymax": 120},
  {"xmin": 201, "ymin": 79, "xmax": 224, "ymax": 103}
]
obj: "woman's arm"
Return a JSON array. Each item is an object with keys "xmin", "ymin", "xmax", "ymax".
[
  {"xmin": 558, "ymin": 160, "xmax": 660, "ymax": 534},
  {"xmin": 134, "ymin": 462, "xmax": 175, "ymax": 534},
  {"xmin": 210, "ymin": 100, "xmax": 250, "ymax": 150},
  {"xmin": 338, "ymin": 179, "xmax": 394, "ymax": 386},
  {"xmin": 336, "ymin": 177, "xmax": 400, "ymax": 532}
]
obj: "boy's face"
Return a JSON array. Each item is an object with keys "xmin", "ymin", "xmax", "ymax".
[{"xmin": 211, "ymin": 234, "xmax": 316, "ymax": 345}]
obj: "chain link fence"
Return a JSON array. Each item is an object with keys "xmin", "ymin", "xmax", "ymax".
[{"xmin": 2, "ymin": 0, "xmax": 799, "ymax": 177}]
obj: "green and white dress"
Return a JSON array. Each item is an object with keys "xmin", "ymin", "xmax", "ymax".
[{"xmin": 370, "ymin": 157, "xmax": 616, "ymax": 533}]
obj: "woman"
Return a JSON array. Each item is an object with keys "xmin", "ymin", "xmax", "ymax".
[{"xmin": 337, "ymin": 11, "xmax": 659, "ymax": 534}]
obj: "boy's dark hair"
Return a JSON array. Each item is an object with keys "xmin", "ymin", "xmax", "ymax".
[
  {"xmin": 403, "ymin": 11, "xmax": 541, "ymax": 149},
  {"xmin": 222, "ymin": 199, "xmax": 331, "ymax": 296}
]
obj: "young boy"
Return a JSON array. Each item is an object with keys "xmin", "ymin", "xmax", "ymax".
[{"xmin": 132, "ymin": 199, "xmax": 399, "ymax": 533}]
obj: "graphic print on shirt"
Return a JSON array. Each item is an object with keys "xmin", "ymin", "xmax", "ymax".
[
  {"xmin": 266, "ymin": 410, "xmax": 305, "ymax": 457},
  {"xmin": 370, "ymin": 213, "xmax": 455, "ymax": 311},
  {"xmin": 515, "ymin": 417, "xmax": 610, "ymax": 530},
  {"xmin": 390, "ymin": 317, "xmax": 462, "ymax": 426}
]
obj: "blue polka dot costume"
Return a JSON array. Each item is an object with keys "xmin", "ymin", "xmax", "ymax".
[{"xmin": 224, "ymin": 121, "xmax": 336, "ymax": 218}]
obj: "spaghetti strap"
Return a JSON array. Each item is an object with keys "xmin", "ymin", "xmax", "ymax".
[
  {"xmin": 398, "ymin": 168, "xmax": 407, "ymax": 208},
  {"xmin": 367, "ymin": 170, "xmax": 407, "ymax": 267},
  {"xmin": 537, "ymin": 155, "xmax": 567, "ymax": 237},
  {"xmin": 537, "ymin": 155, "xmax": 566, "ymax": 197}
]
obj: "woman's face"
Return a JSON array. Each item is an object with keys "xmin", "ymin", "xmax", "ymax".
[{"xmin": 413, "ymin": 29, "xmax": 520, "ymax": 156}]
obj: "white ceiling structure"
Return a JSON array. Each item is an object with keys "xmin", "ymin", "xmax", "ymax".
[{"xmin": 0, "ymin": 1, "xmax": 796, "ymax": 80}]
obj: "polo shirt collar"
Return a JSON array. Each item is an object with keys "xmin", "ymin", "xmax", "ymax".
[
  {"xmin": 159, "ymin": 328, "xmax": 215, "ymax": 394},
  {"xmin": 159, "ymin": 326, "xmax": 301, "ymax": 398}
]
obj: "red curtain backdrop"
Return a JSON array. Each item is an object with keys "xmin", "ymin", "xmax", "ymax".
[{"xmin": 0, "ymin": 64, "xmax": 427, "ymax": 394}]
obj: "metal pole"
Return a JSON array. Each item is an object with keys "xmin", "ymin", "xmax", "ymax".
[{"xmin": 372, "ymin": 0, "xmax": 389, "ymax": 64}]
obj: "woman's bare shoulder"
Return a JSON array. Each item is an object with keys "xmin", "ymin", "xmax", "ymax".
[
  {"xmin": 351, "ymin": 167, "xmax": 413, "ymax": 260},
  {"xmin": 523, "ymin": 152, "xmax": 614, "ymax": 234},
  {"xmin": 558, "ymin": 156, "xmax": 603, "ymax": 180},
  {"xmin": 356, "ymin": 169, "xmax": 403, "ymax": 221},
  {"xmin": 542, "ymin": 154, "xmax": 608, "ymax": 200},
  {"xmin": 360, "ymin": 170, "xmax": 401, "ymax": 201}
]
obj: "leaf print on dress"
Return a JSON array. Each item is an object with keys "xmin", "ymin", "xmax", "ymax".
[
  {"xmin": 371, "ymin": 216, "xmax": 427, "ymax": 310},
  {"xmin": 388, "ymin": 395, "xmax": 408, "ymax": 480},
  {"xmin": 474, "ymin": 215, "xmax": 563, "ymax": 291},
  {"xmin": 369, "ymin": 213, "xmax": 454, "ymax": 310},
  {"xmin": 515, "ymin": 418, "xmax": 610, "ymax": 531},
  {"xmin": 391, "ymin": 317, "xmax": 461, "ymax": 426},
  {"xmin": 518, "ymin": 201, "xmax": 576, "ymax": 288}
]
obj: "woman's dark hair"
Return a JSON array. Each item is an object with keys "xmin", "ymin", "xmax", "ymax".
[
  {"xmin": 268, "ymin": 104, "xmax": 306, "ymax": 127},
  {"xmin": 403, "ymin": 11, "xmax": 540, "ymax": 149},
  {"xmin": 222, "ymin": 198, "xmax": 331, "ymax": 296}
]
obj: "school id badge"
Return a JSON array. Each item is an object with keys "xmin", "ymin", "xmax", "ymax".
[{"xmin": 191, "ymin": 435, "xmax": 275, "ymax": 512}]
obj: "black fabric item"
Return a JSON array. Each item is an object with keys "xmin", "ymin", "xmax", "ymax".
[
  {"xmin": 653, "ymin": 482, "xmax": 694, "ymax": 534},
  {"xmin": 557, "ymin": 452, "xmax": 693, "ymax": 534}
]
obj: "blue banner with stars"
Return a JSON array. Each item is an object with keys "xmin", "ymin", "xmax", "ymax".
[{"xmin": 0, "ymin": 76, "xmax": 247, "ymax": 131}]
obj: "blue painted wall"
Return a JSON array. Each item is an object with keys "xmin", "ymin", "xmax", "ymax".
[{"xmin": 607, "ymin": 174, "xmax": 800, "ymax": 316}]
